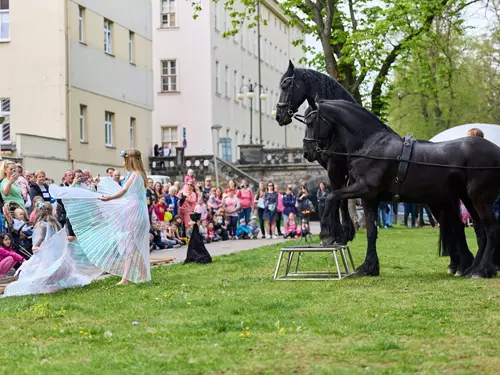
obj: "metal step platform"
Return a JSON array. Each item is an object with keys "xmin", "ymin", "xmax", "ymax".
[{"xmin": 273, "ymin": 245, "xmax": 356, "ymax": 281}]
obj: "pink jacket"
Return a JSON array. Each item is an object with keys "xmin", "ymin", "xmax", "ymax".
[
  {"xmin": 236, "ymin": 189, "xmax": 254, "ymax": 209},
  {"xmin": 277, "ymin": 193, "xmax": 284, "ymax": 213},
  {"xmin": 0, "ymin": 246, "xmax": 24, "ymax": 264}
]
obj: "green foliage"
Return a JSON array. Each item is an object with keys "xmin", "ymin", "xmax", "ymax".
[{"xmin": 387, "ymin": 21, "xmax": 500, "ymax": 139}]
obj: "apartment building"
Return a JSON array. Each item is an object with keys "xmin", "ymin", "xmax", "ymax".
[
  {"xmin": 152, "ymin": 0, "xmax": 306, "ymax": 162},
  {"xmin": 0, "ymin": 0, "xmax": 153, "ymax": 178}
]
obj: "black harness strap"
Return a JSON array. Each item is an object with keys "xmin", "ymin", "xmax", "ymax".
[{"xmin": 393, "ymin": 134, "xmax": 415, "ymax": 201}]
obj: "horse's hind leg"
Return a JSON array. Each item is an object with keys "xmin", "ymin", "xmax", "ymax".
[
  {"xmin": 340, "ymin": 199, "xmax": 356, "ymax": 243},
  {"xmin": 469, "ymin": 203, "xmax": 498, "ymax": 279},
  {"xmin": 355, "ymin": 200, "xmax": 380, "ymax": 277}
]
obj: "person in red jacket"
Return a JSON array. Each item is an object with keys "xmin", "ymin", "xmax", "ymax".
[
  {"xmin": 0, "ymin": 234, "xmax": 24, "ymax": 276},
  {"xmin": 154, "ymin": 196, "xmax": 167, "ymax": 222}
]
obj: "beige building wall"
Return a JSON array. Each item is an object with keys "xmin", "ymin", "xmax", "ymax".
[{"xmin": 0, "ymin": 0, "xmax": 67, "ymax": 142}]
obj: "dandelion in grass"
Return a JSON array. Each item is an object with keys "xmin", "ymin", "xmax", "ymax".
[{"xmin": 279, "ymin": 327, "xmax": 285, "ymax": 333}]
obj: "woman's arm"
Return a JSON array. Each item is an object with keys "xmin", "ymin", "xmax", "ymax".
[
  {"xmin": 2, "ymin": 176, "xmax": 14, "ymax": 197},
  {"xmin": 100, "ymin": 173, "xmax": 137, "ymax": 201}
]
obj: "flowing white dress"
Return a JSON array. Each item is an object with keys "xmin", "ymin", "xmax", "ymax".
[
  {"xmin": 49, "ymin": 174, "xmax": 150, "ymax": 283},
  {"xmin": 3, "ymin": 224, "xmax": 100, "ymax": 297}
]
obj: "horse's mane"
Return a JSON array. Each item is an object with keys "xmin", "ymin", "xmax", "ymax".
[
  {"xmin": 296, "ymin": 68, "xmax": 356, "ymax": 104},
  {"xmin": 319, "ymin": 100, "xmax": 400, "ymax": 137}
]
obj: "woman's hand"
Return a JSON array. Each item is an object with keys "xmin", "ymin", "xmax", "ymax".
[
  {"xmin": 99, "ymin": 195, "xmax": 112, "ymax": 202},
  {"xmin": 8, "ymin": 174, "xmax": 16, "ymax": 185},
  {"xmin": 32, "ymin": 246, "xmax": 39, "ymax": 253}
]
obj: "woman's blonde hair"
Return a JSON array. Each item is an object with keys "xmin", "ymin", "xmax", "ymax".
[
  {"xmin": 169, "ymin": 185, "xmax": 178, "ymax": 194},
  {"xmin": 122, "ymin": 149, "xmax": 148, "ymax": 187},
  {"xmin": 35, "ymin": 202, "xmax": 61, "ymax": 231},
  {"xmin": 0, "ymin": 160, "xmax": 16, "ymax": 180},
  {"xmin": 34, "ymin": 170, "xmax": 46, "ymax": 178}
]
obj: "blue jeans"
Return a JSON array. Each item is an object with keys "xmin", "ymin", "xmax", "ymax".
[
  {"xmin": 238, "ymin": 207, "xmax": 252, "ymax": 224},
  {"xmin": 228, "ymin": 216, "xmax": 238, "ymax": 236},
  {"xmin": 404, "ymin": 203, "xmax": 416, "ymax": 227}
]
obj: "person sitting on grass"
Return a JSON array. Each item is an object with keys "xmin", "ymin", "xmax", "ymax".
[
  {"xmin": 206, "ymin": 221, "xmax": 220, "ymax": 242},
  {"xmin": 248, "ymin": 216, "xmax": 260, "ymax": 239},
  {"xmin": 213, "ymin": 209, "xmax": 229, "ymax": 241},
  {"xmin": 0, "ymin": 233, "xmax": 24, "ymax": 276},
  {"xmin": 285, "ymin": 213, "xmax": 301, "ymax": 238},
  {"xmin": 235, "ymin": 218, "xmax": 251, "ymax": 239}
]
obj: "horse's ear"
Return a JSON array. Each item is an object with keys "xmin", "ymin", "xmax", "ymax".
[{"xmin": 288, "ymin": 60, "xmax": 295, "ymax": 72}]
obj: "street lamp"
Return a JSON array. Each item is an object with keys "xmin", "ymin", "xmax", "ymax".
[
  {"xmin": 236, "ymin": 83, "xmax": 267, "ymax": 144},
  {"xmin": 211, "ymin": 124, "xmax": 222, "ymax": 186}
]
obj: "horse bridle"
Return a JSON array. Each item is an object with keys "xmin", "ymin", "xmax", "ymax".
[
  {"xmin": 276, "ymin": 75, "xmax": 304, "ymax": 118},
  {"xmin": 302, "ymin": 109, "xmax": 331, "ymax": 154}
]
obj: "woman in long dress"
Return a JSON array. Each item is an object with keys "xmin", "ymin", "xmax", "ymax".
[{"xmin": 51, "ymin": 149, "xmax": 150, "ymax": 285}]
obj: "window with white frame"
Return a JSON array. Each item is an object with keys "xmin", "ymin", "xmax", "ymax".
[
  {"xmin": 130, "ymin": 117, "xmax": 136, "ymax": 148},
  {"xmin": 0, "ymin": 0, "xmax": 9, "ymax": 42},
  {"xmin": 220, "ymin": 137, "xmax": 232, "ymax": 162},
  {"xmin": 214, "ymin": 0, "xmax": 219, "ymax": 30},
  {"xmin": 0, "ymin": 98, "xmax": 10, "ymax": 143},
  {"xmin": 233, "ymin": 70, "xmax": 238, "ymax": 99},
  {"xmin": 79, "ymin": 104, "xmax": 87, "ymax": 143},
  {"xmin": 129, "ymin": 31, "xmax": 134, "ymax": 63},
  {"xmin": 224, "ymin": 65, "xmax": 229, "ymax": 97},
  {"xmin": 161, "ymin": 60, "xmax": 177, "ymax": 92},
  {"xmin": 215, "ymin": 60, "xmax": 220, "ymax": 94},
  {"xmin": 104, "ymin": 111, "xmax": 113, "ymax": 146},
  {"xmin": 161, "ymin": 0, "xmax": 176, "ymax": 28},
  {"xmin": 78, "ymin": 6, "xmax": 85, "ymax": 43},
  {"xmin": 104, "ymin": 19, "xmax": 113, "ymax": 54},
  {"xmin": 162, "ymin": 126, "xmax": 178, "ymax": 147}
]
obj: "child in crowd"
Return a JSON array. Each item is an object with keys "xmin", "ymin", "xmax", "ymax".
[
  {"xmin": 13, "ymin": 207, "xmax": 34, "ymax": 237},
  {"xmin": 186, "ymin": 221, "xmax": 195, "ymax": 239},
  {"xmin": 206, "ymin": 222, "xmax": 220, "ymax": 242},
  {"xmin": 236, "ymin": 218, "xmax": 251, "ymax": 239},
  {"xmin": 199, "ymin": 220, "xmax": 208, "ymax": 242},
  {"xmin": 195, "ymin": 196, "xmax": 209, "ymax": 222},
  {"xmin": 460, "ymin": 201, "xmax": 473, "ymax": 227},
  {"xmin": 165, "ymin": 204, "xmax": 174, "ymax": 223},
  {"xmin": 170, "ymin": 217, "xmax": 186, "ymax": 245},
  {"xmin": 184, "ymin": 169, "xmax": 196, "ymax": 191},
  {"xmin": 150, "ymin": 222, "xmax": 167, "ymax": 250},
  {"xmin": 165, "ymin": 222, "xmax": 184, "ymax": 246},
  {"xmin": 285, "ymin": 213, "xmax": 301, "ymax": 238},
  {"xmin": 248, "ymin": 216, "xmax": 260, "ymax": 239},
  {"xmin": 30, "ymin": 196, "xmax": 44, "ymax": 223},
  {"xmin": 159, "ymin": 222, "xmax": 175, "ymax": 249},
  {"xmin": 0, "ymin": 233, "xmax": 24, "ymax": 276},
  {"xmin": 154, "ymin": 196, "xmax": 167, "ymax": 222},
  {"xmin": 213, "ymin": 209, "xmax": 229, "ymax": 241}
]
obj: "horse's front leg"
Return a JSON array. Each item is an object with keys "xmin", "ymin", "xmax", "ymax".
[
  {"xmin": 319, "ymin": 193, "xmax": 343, "ymax": 245},
  {"xmin": 356, "ymin": 199, "xmax": 380, "ymax": 277},
  {"xmin": 340, "ymin": 199, "xmax": 356, "ymax": 243}
]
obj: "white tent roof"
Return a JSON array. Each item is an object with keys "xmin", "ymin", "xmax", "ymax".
[{"xmin": 429, "ymin": 123, "xmax": 500, "ymax": 147}]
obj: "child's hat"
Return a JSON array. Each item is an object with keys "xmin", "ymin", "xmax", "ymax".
[
  {"xmin": 250, "ymin": 215, "xmax": 257, "ymax": 220},
  {"xmin": 239, "ymin": 218, "xmax": 246, "ymax": 223}
]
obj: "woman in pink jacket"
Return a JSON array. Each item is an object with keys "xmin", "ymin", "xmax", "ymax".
[
  {"xmin": 236, "ymin": 179, "xmax": 254, "ymax": 224},
  {"xmin": 0, "ymin": 234, "xmax": 24, "ymax": 276}
]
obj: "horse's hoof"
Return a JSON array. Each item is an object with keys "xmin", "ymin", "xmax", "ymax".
[
  {"xmin": 454, "ymin": 271, "xmax": 465, "ymax": 277},
  {"xmin": 470, "ymin": 266, "xmax": 497, "ymax": 279},
  {"xmin": 471, "ymin": 274, "xmax": 486, "ymax": 280}
]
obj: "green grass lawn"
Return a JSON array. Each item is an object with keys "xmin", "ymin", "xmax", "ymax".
[{"xmin": 2, "ymin": 227, "xmax": 500, "ymax": 375}]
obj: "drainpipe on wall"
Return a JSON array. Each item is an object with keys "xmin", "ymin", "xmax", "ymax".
[{"xmin": 64, "ymin": 0, "xmax": 74, "ymax": 169}]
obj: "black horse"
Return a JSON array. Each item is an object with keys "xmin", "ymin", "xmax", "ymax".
[
  {"xmin": 275, "ymin": 62, "xmax": 472, "ymax": 275},
  {"xmin": 276, "ymin": 61, "xmax": 356, "ymax": 245},
  {"xmin": 307, "ymin": 99, "xmax": 500, "ymax": 278}
]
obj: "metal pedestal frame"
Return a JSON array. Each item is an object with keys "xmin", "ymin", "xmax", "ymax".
[{"xmin": 273, "ymin": 245, "xmax": 356, "ymax": 281}]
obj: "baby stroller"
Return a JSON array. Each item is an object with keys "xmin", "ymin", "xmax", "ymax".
[
  {"xmin": 297, "ymin": 210, "xmax": 313, "ymax": 243},
  {"xmin": 3, "ymin": 201, "xmax": 33, "ymax": 259}
]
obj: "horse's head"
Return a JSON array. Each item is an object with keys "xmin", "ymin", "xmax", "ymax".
[
  {"xmin": 276, "ymin": 60, "xmax": 307, "ymax": 126},
  {"xmin": 302, "ymin": 105, "xmax": 333, "ymax": 162}
]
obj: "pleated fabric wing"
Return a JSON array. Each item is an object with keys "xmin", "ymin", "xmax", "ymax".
[
  {"xmin": 3, "ymin": 227, "xmax": 96, "ymax": 297},
  {"xmin": 49, "ymin": 175, "xmax": 150, "ymax": 283}
]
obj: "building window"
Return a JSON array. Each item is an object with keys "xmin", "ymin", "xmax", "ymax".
[
  {"xmin": 78, "ymin": 6, "xmax": 85, "ymax": 43},
  {"xmin": 79, "ymin": 104, "xmax": 87, "ymax": 143},
  {"xmin": 104, "ymin": 111, "xmax": 113, "ymax": 146},
  {"xmin": 0, "ymin": 98, "xmax": 10, "ymax": 143},
  {"xmin": 233, "ymin": 70, "xmax": 238, "ymax": 99},
  {"xmin": 215, "ymin": 60, "xmax": 220, "ymax": 94},
  {"xmin": 0, "ymin": 0, "xmax": 9, "ymax": 42},
  {"xmin": 224, "ymin": 65, "xmax": 229, "ymax": 97},
  {"xmin": 220, "ymin": 137, "xmax": 232, "ymax": 162},
  {"xmin": 129, "ymin": 31, "xmax": 134, "ymax": 63},
  {"xmin": 104, "ymin": 19, "xmax": 113, "ymax": 54},
  {"xmin": 161, "ymin": 0, "xmax": 176, "ymax": 28},
  {"xmin": 130, "ymin": 117, "xmax": 136, "ymax": 148},
  {"xmin": 214, "ymin": 1, "xmax": 219, "ymax": 31},
  {"xmin": 162, "ymin": 126, "xmax": 178, "ymax": 147},
  {"xmin": 161, "ymin": 60, "xmax": 177, "ymax": 92}
]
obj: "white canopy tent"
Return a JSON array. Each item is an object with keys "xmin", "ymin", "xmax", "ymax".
[{"xmin": 429, "ymin": 123, "xmax": 500, "ymax": 147}]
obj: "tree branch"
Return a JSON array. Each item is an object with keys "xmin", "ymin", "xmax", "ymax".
[
  {"xmin": 370, "ymin": 0, "xmax": 452, "ymax": 116},
  {"xmin": 347, "ymin": 0, "xmax": 358, "ymax": 31}
]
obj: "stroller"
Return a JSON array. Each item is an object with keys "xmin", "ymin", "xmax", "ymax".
[
  {"xmin": 297, "ymin": 210, "xmax": 313, "ymax": 243},
  {"xmin": 3, "ymin": 201, "xmax": 33, "ymax": 259}
]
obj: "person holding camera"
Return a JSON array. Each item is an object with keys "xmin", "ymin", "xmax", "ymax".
[
  {"xmin": 0, "ymin": 161, "xmax": 25, "ymax": 207},
  {"xmin": 236, "ymin": 179, "xmax": 254, "ymax": 225}
]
